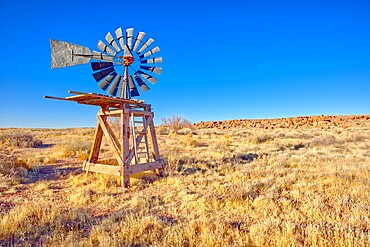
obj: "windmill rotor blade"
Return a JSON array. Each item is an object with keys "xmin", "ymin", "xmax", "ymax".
[
  {"xmin": 126, "ymin": 28, "xmax": 134, "ymax": 49},
  {"xmin": 107, "ymin": 75, "xmax": 121, "ymax": 96},
  {"xmin": 140, "ymin": 65, "xmax": 162, "ymax": 75},
  {"xmin": 115, "ymin": 27, "xmax": 125, "ymax": 50},
  {"xmin": 98, "ymin": 71, "xmax": 117, "ymax": 91},
  {"xmin": 141, "ymin": 57, "xmax": 162, "ymax": 64},
  {"xmin": 92, "ymin": 67, "xmax": 114, "ymax": 82},
  {"xmin": 105, "ymin": 32, "xmax": 120, "ymax": 52},
  {"xmin": 92, "ymin": 51, "xmax": 114, "ymax": 62},
  {"xmin": 97, "ymin": 40, "xmax": 116, "ymax": 56},
  {"xmin": 133, "ymin": 74, "xmax": 150, "ymax": 92},
  {"xmin": 91, "ymin": 62, "xmax": 113, "ymax": 71},
  {"xmin": 138, "ymin": 71, "xmax": 157, "ymax": 84},
  {"xmin": 133, "ymin": 32, "xmax": 145, "ymax": 51},
  {"xmin": 50, "ymin": 39, "xmax": 91, "ymax": 68},
  {"xmin": 137, "ymin": 38, "xmax": 154, "ymax": 54},
  {"xmin": 140, "ymin": 46, "xmax": 160, "ymax": 58},
  {"xmin": 123, "ymin": 45, "xmax": 133, "ymax": 57},
  {"xmin": 128, "ymin": 76, "xmax": 140, "ymax": 97}
]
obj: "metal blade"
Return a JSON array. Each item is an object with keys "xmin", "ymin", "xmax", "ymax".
[
  {"xmin": 107, "ymin": 75, "xmax": 121, "ymax": 96},
  {"xmin": 140, "ymin": 46, "xmax": 160, "ymax": 58},
  {"xmin": 115, "ymin": 27, "xmax": 125, "ymax": 50},
  {"xmin": 128, "ymin": 76, "xmax": 140, "ymax": 97},
  {"xmin": 92, "ymin": 51, "xmax": 114, "ymax": 62},
  {"xmin": 123, "ymin": 45, "xmax": 133, "ymax": 57},
  {"xmin": 105, "ymin": 32, "xmax": 120, "ymax": 52},
  {"xmin": 92, "ymin": 67, "xmax": 114, "ymax": 82},
  {"xmin": 137, "ymin": 38, "xmax": 154, "ymax": 54},
  {"xmin": 50, "ymin": 39, "xmax": 91, "ymax": 68},
  {"xmin": 126, "ymin": 28, "xmax": 134, "ymax": 49},
  {"xmin": 138, "ymin": 70, "xmax": 157, "ymax": 84},
  {"xmin": 133, "ymin": 32, "xmax": 145, "ymax": 51},
  {"xmin": 133, "ymin": 74, "xmax": 150, "ymax": 92},
  {"xmin": 140, "ymin": 65, "xmax": 162, "ymax": 75},
  {"xmin": 97, "ymin": 40, "xmax": 116, "ymax": 56},
  {"xmin": 91, "ymin": 62, "xmax": 113, "ymax": 71},
  {"xmin": 142, "ymin": 57, "xmax": 162, "ymax": 64},
  {"xmin": 98, "ymin": 71, "xmax": 117, "ymax": 91}
]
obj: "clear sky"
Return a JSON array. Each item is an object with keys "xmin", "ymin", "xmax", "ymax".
[{"xmin": 0, "ymin": 0, "xmax": 369, "ymax": 128}]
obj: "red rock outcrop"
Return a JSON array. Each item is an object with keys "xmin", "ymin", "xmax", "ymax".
[{"xmin": 194, "ymin": 115, "xmax": 370, "ymax": 130}]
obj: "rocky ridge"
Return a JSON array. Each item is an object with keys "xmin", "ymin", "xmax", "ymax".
[{"xmin": 194, "ymin": 115, "xmax": 370, "ymax": 130}]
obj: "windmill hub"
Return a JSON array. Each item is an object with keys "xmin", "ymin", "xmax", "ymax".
[{"xmin": 124, "ymin": 56, "xmax": 134, "ymax": 66}]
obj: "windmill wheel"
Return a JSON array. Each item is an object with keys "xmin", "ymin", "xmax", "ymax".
[{"xmin": 91, "ymin": 27, "xmax": 162, "ymax": 98}]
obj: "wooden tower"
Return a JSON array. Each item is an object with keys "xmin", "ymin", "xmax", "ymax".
[{"xmin": 45, "ymin": 91, "xmax": 165, "ymax": 187}]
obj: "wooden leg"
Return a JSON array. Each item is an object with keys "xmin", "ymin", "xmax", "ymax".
[
  {"xmin": 124, "ymin": 175, "xmax": 130, "ymax": 188},
  {"xmin": 121, "ymin": 105, "xmax": 131, "ymax": 188},
  {"xmin": 157, "ymin": 167, "xmax": 165, "ymax": 177},
  {"xmin": 85, "ymin": 109, "xmax": 105, "ymax": 175},
  {"xmin": 89, "ymin": 108, "xmax": 107, "ymax": 161}
]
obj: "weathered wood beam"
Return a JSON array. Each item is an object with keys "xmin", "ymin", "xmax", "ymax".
[
  {"xmin": 83, "ymin": 163, "xmax": 121, "ymax": 176},
  {"xmin": 124, "ymin": 161, "xmax": 165, "ymax": 175}
]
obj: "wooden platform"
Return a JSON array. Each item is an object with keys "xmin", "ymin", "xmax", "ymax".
[{"xmin": 45, "ymin": 91, "xmax": 165, "ymax": 187}]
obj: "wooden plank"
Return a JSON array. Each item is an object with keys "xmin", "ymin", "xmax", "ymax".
[
  {"xmin": 83, "ymin": 163, "xmax": 121, "ymax": 176},
  {"xmin": 121, "ymin": 106, "xmax": 131, "ymax": 187},
  {"xmin": 98, "ymin": 109, "xmax": 123, "ymax": 117},
  {"xmin": 129, "ymin": 110, "xmax": 153, "ymax": 116},
  {"xmin": 124, "ymin": 161, "xmax": 165, "ymax": 175},
  {"xmin": 148, "ymin": 116, "xmax": 160, "ymax": 159},
  {"xmin": 97, "ymin": 114, "xmax": 121, "ymax": 152},
  {"xmin": 68, "ymin": 90, "xmax": 144, "ymax": 104},
  {"xmin": 97, "ymin": 115, "xmax": 123, "ymax": 166},
  {"xmin": 145, "ymin": 104, "xmax": 165, "ymax": 177},
  {"xmin": 88, "ymin": 109, "xmax": 106, "ymax": 162},
  {"xmin": 66, "ymin": 95, "xmax": 93, "ymax": 101}
]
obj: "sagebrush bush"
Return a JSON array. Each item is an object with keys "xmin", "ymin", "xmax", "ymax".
[
  {"xmin": 52, "ymin": 139, "xmax": 91, "ymax": 159},
  {"xmin": 0, "ymin": 132, "xmax": 42, "ymax": 148},
  {"xmin": 0, "ymin": 151, "xmax": 30, "ymax": 184},
  {"xmin": 161, "ymin": 115, "xmax": 192, "ymax": 131}
]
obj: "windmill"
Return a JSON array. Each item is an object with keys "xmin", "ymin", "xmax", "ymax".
[{"xmin": 46, "ymin": 27, "xmax": 165, "ymax": 187}]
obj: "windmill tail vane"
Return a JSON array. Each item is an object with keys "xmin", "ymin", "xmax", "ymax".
[{"xmin": 50, "ymin": 27, "xmax": 162, "ymax": 99}]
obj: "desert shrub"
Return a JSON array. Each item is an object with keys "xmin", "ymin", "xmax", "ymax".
[
  {"xmin": 160, "ymin": 146, "xmax": 182, "ymax": 175},
  {"xmin": 0, "ymin": 132, "xmax": 42, "ymax": 148},
  {"xmin": 161, "ymin": 115, "xmax": 192, "ymax": 132},
  {"xmin": 309, "ymin": 135, "xmax": 343, "ymax": 147},
  {"xmin": 210, "ymin": 134, "xmax": 232, "ymax": 153},
  {"xmin": 157, "ymin": 126, "xmax": 171, "ymax": 135},
  {"xmin": 0, "ymin": 151, "xmax": 30, "ymax": 184},
  {"xmin": 52, "ymin": 139, "xmax": 91, "ymax": 159},
  {"xmin": 69, "ymin": 187, "xmax": 98, "ymax": 206},
  {"xmin": 177, "ymin": 128, "xmax": 195, "ymax": 135},
  {"xmin": 343, "ymin": 132, "xmax": 369, "ymax": 143},
  {"xmin": 181, "ymin": 134, "xmax": 201, "ymax": 147},
  {"xmin": 247, "ymin": 132, "xmax": 274, "ymax": 144}
]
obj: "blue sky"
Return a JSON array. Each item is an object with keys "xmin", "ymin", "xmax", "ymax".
[{"xmin": 0, "ymin": 0, "xmax": 369, "ymax": 127}]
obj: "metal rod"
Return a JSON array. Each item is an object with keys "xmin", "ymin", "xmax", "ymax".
[{"xmin": 44, "ymin": 95, "xmax": 69, "ymax": 101}]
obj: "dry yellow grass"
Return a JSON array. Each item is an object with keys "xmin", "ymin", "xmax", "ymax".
[{"xmin": 0, "ymin": 123, "xmax": 369, "ymax": 246}]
